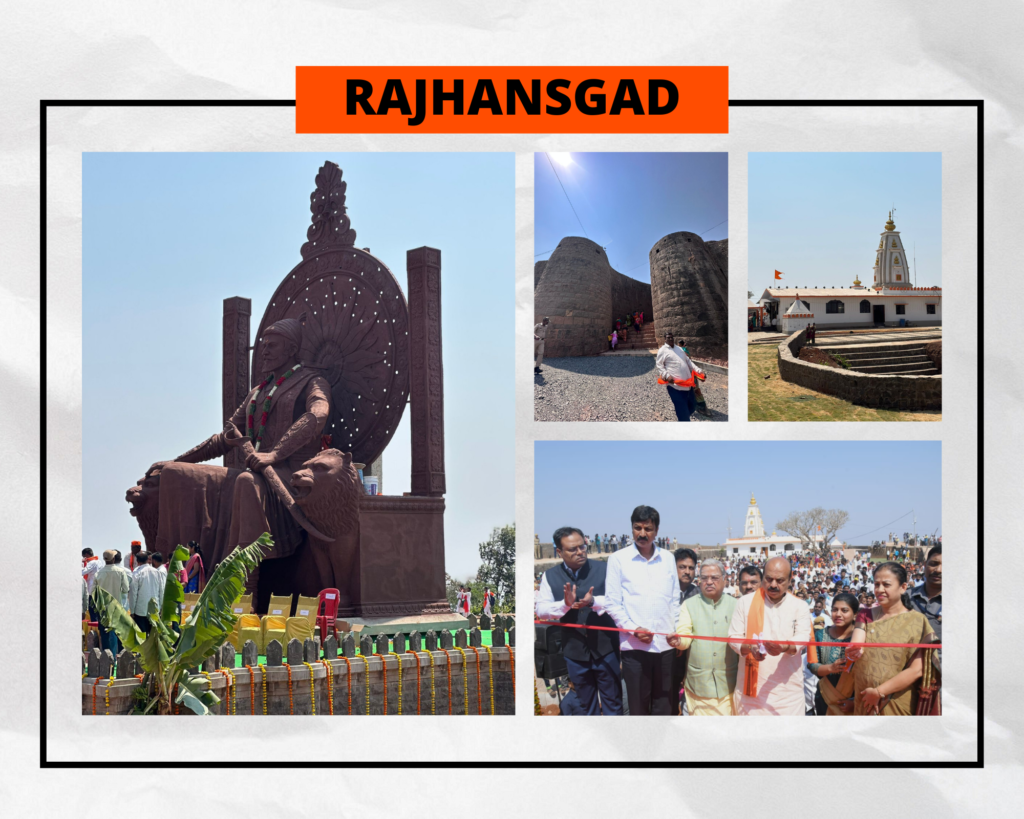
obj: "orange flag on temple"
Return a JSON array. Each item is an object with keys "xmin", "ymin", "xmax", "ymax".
[{"xmin": 774, "ymin": 270, "xmax": 784, "ymax": 280}]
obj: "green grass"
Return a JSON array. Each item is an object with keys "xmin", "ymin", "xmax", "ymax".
[{"xmin": 747, "ymin": 344, "xmax": 941, "ymax": 422}]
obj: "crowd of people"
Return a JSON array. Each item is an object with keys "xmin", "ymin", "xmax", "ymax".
[
  {"xmin": 535, "ymin": 505, "xmax": 942, "ymax": 717},
  {"xmin": 607, "ymin": 309, "xmax": 646, "ymax": 350},
  {"xmin": 83, "ymin": 541, "xmax": 207, "ymax": 654}
]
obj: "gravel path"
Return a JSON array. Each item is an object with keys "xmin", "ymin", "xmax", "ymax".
[{"xmin": 534, "ymin": 356, "xmax": 728, "ymax": 422}]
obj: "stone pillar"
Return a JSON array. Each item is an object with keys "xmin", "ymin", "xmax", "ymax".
[
  {"xmin": 222, "ymin": 296, "xmax": 251, "ymax": 470},
  {"xmin": 366, "ymin": 454, "xmax": 383, "ymax": 495},
  {"xmin": 407, "ymin": 247, "xmax": 445, "ymax": 497}
]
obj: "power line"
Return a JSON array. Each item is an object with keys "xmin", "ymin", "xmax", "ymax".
[
  {"xmin": 534, "ymin": 247, "xmax": 558, "ymax": 258},
  {"xmin": 544, "ymin": 152, "xmax": 588, "ymax": 238},
  {"xmin": 844, "ymin": 509, "xmax": 915, "ymax": 542},
  {"xmin": 698, "ymin": 217, "xmax": 728, "ymax": 237}
]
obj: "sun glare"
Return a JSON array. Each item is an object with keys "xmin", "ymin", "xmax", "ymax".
[{"xmin": 549, "ymin": 152, "xmax": 575, "ymax": 168}]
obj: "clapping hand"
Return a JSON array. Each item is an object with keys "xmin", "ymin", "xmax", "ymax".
[{"xmin": 563, "ymin": 583, "xmax": 595, "ymax": 610}]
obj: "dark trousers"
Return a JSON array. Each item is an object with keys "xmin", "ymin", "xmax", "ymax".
[
  {"xmin": 132, "ymin": 613, "xmax": 152, "ymax": 634},
  {"xmin": 564, "ymin": 651, "xmax": 623, "ymax": 716},
  {"xmin": 666, "ymin": 386, "xmax": 696, "ymax": 422},
  {"xmin": 669, "ymin": 649, "xmax": 689, "ymax": 715},
  {"xmin": 620, "ymin": 649, "xmax": 675, "ymax": 715}
]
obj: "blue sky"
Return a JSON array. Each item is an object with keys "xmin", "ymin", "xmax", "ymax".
[
  {"xmin": 748, "ymin": 152, "xmax": 942, "ymax": 295},
  {"xmin": 534, "ymin": 152, "xmax": 728, "ymax": 282},
  {"xmin": 83, "ymin": 152, "xmax": 513, "ymax": 580},
  {"xmin": 535, "ymin": 441, "xmax": 941, "ymax": 546}
]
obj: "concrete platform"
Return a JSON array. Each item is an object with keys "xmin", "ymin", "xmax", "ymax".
[{"xmin": 339, "ymin": 612, "xmax": 468, "ymax": 636}]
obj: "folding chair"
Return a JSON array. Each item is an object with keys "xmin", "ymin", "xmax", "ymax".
[
  {"xmin": 266, "ymin": 593, "xmax": 293, "ymax": 618},
  {"xmin": 316, "ymin": 588, "xmax": 341, "ymax": 644},
  {"xmin": 231, "ymin": 594, "xmax": 253, "ymax": 617},
  {"xmin": 237, "ymin": 614, "xmax": 263, "ymax": 654},
  {"xmin": 261, "ymin": 615, "xmax": 287, "ymax": 654},
  {"xmin": 284, "ymin": 616, "xmax": 314, "ymax": 650},
  {"xmin": 295, "ymin": 595, "xmax": 319, "ymax": 627}
]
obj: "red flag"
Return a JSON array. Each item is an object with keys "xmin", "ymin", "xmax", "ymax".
[{"xmin": 774, "ymin": 270, "xmax": 784, "ymax": 280}]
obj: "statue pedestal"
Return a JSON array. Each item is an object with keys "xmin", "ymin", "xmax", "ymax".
[
  {"xmin": 339, "ymin": 612, "xmax": 468, "ymax": 637},
  {"xmin": 353, "ymin": 495, "xmax": 449, "ymax": 617}
]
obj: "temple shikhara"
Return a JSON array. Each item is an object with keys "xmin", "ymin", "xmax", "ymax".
[
  {"xmin": 722, "ymin": 494, "xmax": 841, "ymax": 557},
  {"xmin": 759, "ymin": 213, "xmax": 942, "ymax": 332}
]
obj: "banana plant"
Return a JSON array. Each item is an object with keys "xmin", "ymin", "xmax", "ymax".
[{"xmin": 92, "ymin": 533, "xmax": 273, "ymax": 715}]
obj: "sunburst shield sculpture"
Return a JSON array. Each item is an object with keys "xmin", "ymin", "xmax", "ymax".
[{"xmin": 252, "ymin": 162, "xmax": 411, "ymax": 469}]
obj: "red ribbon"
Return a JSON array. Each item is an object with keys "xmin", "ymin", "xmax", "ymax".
[{"xmin": 534, "ymin": 619, "xmax": 941, "ymax": 650}]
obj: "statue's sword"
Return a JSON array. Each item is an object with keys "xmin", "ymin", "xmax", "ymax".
[{"xmin": 224, "ymin": 422, "xmax": 334, "ymax": 542}]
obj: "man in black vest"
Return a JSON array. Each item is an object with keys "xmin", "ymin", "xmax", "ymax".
[{"xmin": 536, "ymin": 526, "xmax": 622, "ymax": 715}]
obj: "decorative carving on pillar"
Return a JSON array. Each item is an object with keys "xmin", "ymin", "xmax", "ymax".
[
  {"xmin": 407, "ymin": 247, "xmax": 446, "ymax": 497},
  {"xmin": 222, "ymin": 296, "xmax": 251, "ymax": 469}
]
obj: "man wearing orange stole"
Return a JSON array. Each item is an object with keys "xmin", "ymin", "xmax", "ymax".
[{"xmin": 728, "ymin": 557, "xmax": 814, "ymax": 716}]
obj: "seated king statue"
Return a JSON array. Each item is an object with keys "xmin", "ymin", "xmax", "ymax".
[{"xmin": 140, "ymin": 314, "xmax": 332, "ymax": 593}]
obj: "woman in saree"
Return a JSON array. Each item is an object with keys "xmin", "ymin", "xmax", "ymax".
[
  {"xmin": 808, "ymin": 592, "xmax": 858, "ymax": 715},
  {"xmin": 845, "ymin": 562, "xmax": 936, "ymax": 715},
  {"xmin": 184, "ymin": 541, "xmax": 205, "ymax": 593}
]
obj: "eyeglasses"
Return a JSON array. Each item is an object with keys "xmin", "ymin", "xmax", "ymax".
[{"xmin": 559, "ymin": 545, "xmax": 588, "ymax": 554}]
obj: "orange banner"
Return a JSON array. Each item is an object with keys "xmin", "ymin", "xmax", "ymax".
[{"xmin": 296, "ymin": 66, "xmax": 728, "ymax": 134}]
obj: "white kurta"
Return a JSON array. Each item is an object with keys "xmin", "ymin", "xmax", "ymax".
[{"xmin": 728, "ymin": 592, "xmax": 811, "ymax": 716}]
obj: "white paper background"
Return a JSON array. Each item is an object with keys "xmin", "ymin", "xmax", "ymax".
[{"xmin": 3, "ymin": 0, "xmax": 1022, "ymax": 814}]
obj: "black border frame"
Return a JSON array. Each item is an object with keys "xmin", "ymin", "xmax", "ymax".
[{"xmin": 41, "ymin": 97, "xmax": 983, "ymax": 769}]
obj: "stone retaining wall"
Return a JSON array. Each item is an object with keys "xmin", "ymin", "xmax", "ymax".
[
  {"xmin": 83, "ymin": 631, "xmax": 516, "ymax": 716},
  {"xmin": 778, "ymin": 329, "xmax": 942, "ymax": 411}
]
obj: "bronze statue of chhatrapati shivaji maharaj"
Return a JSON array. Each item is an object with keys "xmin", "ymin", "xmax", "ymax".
[{"xmin": 127, "ymin": 161, "xmax": 449, "ymax": 619}]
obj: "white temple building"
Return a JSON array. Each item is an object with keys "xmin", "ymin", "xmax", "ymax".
[
  {"xmin": 760, "ymin": 213, "xmax": 941, "ymax": 330},
  {"xmin": 723, "ymin": 494, "xmax": 840, "ymax": 557}
]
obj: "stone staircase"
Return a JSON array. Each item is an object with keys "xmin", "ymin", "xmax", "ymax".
[
  {"xmin": 613, "ymin": 321, "xmax": 658, "ymax": 351},
  {"xmin": 818, "ymin": 341, "xmax": 939, "ymax": 375}
]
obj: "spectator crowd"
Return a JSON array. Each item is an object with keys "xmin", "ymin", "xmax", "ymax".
[{"xmin": 535, "ymin": 505, "xmax": 942, "ymax": 717}]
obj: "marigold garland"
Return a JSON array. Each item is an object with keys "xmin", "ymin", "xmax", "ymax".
[
  {"xmin": 407, "ymin": 650, "xmax": 422, "ymax": 715},
  {"xmin": 340, "ymin": 656, "xmax": 353, "ymax": 714},
  {"xmin": 388, "ymin": 652, "xmax": 403, "ymax": 715},
  {"xmin": 377, "ymin": 653, "xmax": 389, "ymax": 714},
  {"xmin": 104, "ymin": 679, "xmax": 113, "ymax": 715},
  {"xmin": 217, "ymin": 669, "xmax": 235, "ymax": 715},
  {"xmin": 258, "ymin": 664, "xmax": 268, "ymax": 715},
  {"xmin": 362, "ymin": 655, "xmax": 371, "ymax": 715},
  {"xmin": 454, "ymin": 647, "xmax": 470, "ymax": 715},
  {"xmin": 483, "ymin": 646, "xmax": 495, "ymax": 715},
  {"xmin": 285, "ymin": 663, "xmax": 295, "ymax": 715},
  {"xmin": 91, "ymin": 676, "xmax": 104, "ymax": 715},
  {"xmin": 469, "ymin": 646, "xmax": 483, "ymax": 715},
  {"xmin": 438, "ymin": 648, "xmax": 453, "ymax": 715},
  {"xmin": 247, "ymin": 365, "xmax": 301, "ymax": 450},
  {"xmin": 301, "ymin": 661, "xmax": 316, "ymax": 715},
  {"xmin": 320, "ymin": 660, "xmax": 334, "ymax": 715},
  {"xmin": 507, "ymin": 646, "xmax": 515, "ymax": 698},
  {"xmin": 427, "ymin": 650, "xmax": 436, "ymax": 714},
  {"xmin": 246, "ymin": 665, "xmax": 255, "ymax": 715}
]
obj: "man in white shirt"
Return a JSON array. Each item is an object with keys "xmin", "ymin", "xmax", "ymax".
[
  {"xmin": 534, "ymin": 317, "xmax": 549, "ymax": 373},
  {"xmin": 128, "ymin": 558, "xmax": 166, "ymax": 634},
  {"xmin": 655, "ymin": 332, "xmax": 703, "ymax": 422},
  {"xmin": 95, "ymin": 550, "xmax": 132, "ymax": 653},
  {"xmin": 604, "ymin": 505, "xmax": 680, "ymax": 715},
  {"xmin": 728, "ymin": 557, "xmax": 812, "ymax": 716},
  {"xmin": 82, "ymin": 548, "xmax": 101, "ymax": 594}
]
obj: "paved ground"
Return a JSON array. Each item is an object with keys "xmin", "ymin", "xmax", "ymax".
[
  {"xmin": 749, "ymin": 327, "xmax": 942, "ymax": 345},
  {"xmin": 534, "ymin": 356, "xmax": 728, "ymax": 422}
]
